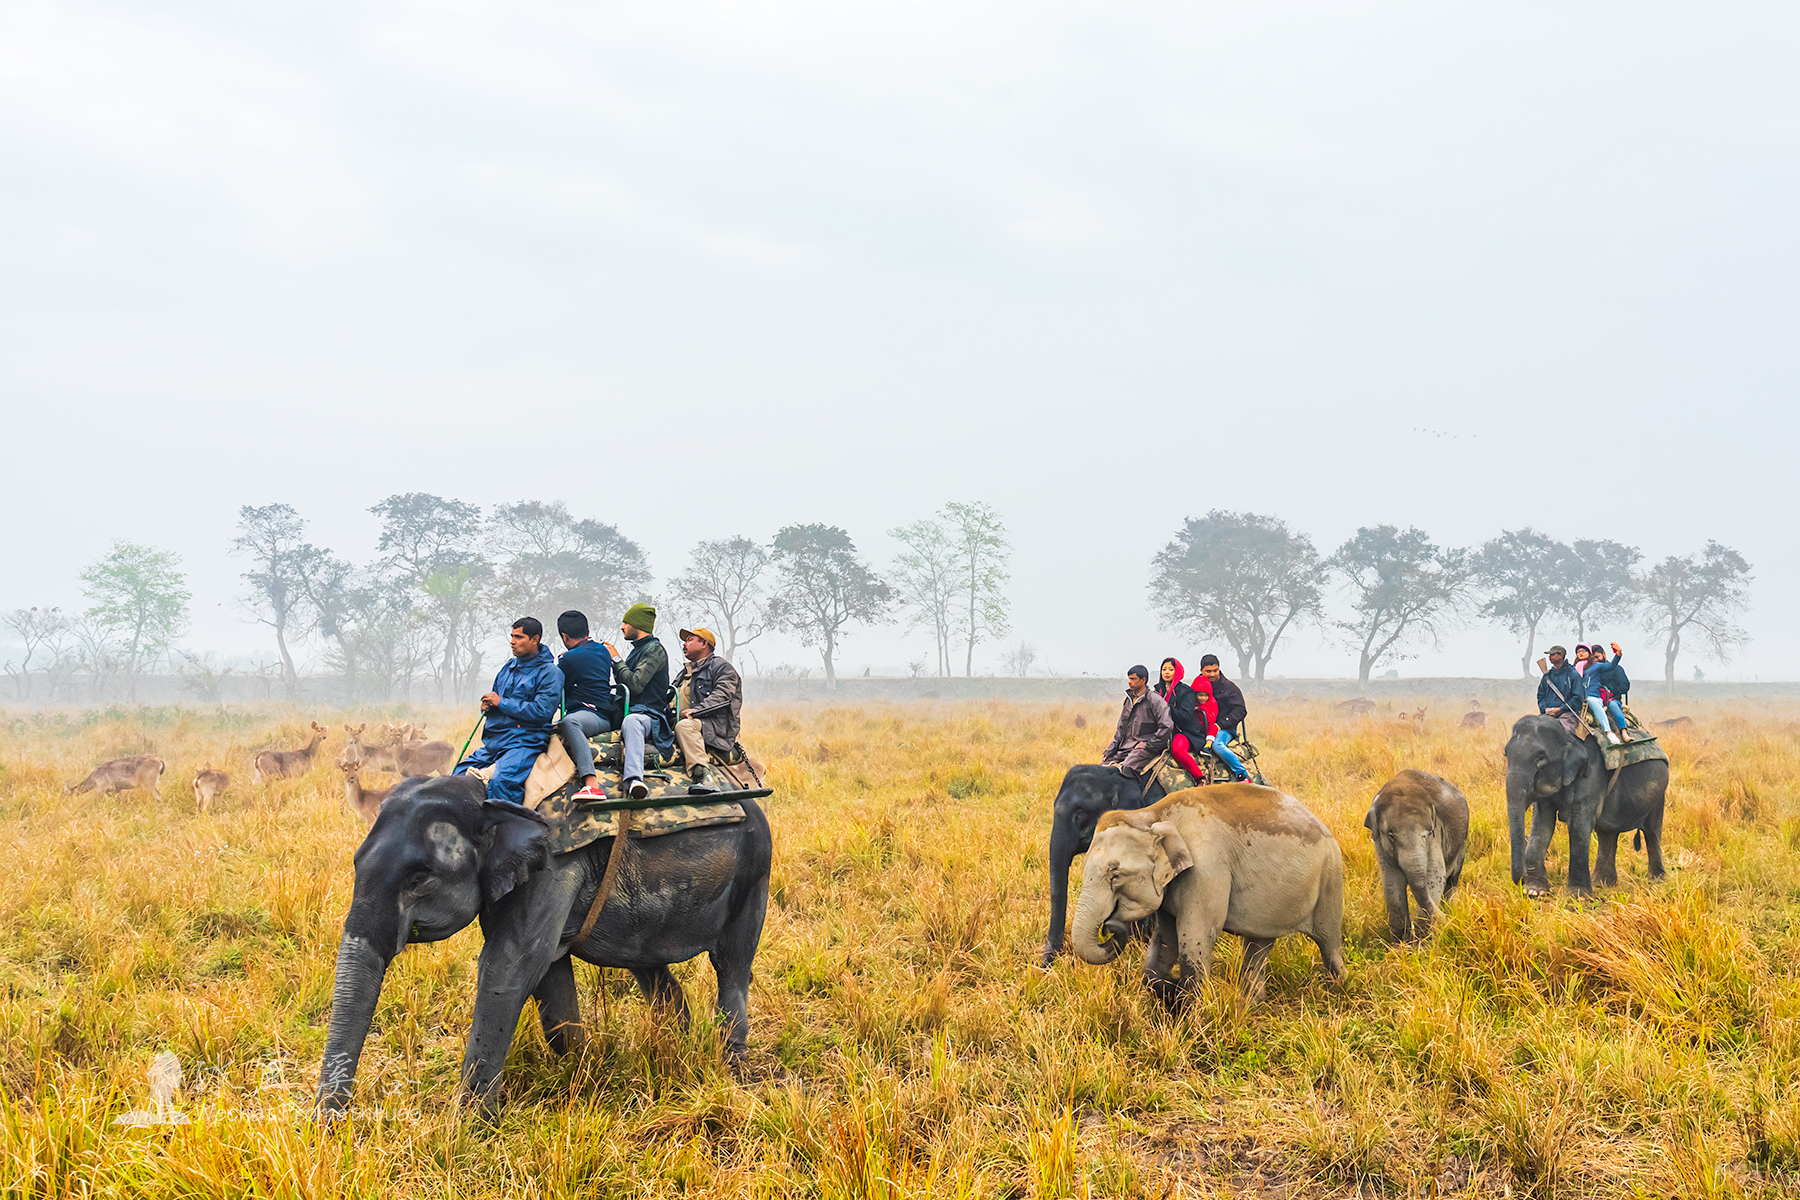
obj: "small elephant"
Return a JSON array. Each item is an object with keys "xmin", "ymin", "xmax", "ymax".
[
  {"xmin": 1071, "ymin": 783, "xmax": 1345, "ymax": 1005},
  {"xmin": 1364, "ymin": 769, "xmax": 1469, "ymax": 940}
]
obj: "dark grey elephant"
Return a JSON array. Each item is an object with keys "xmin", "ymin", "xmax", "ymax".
[
  {"xmin": 315, "ymin": 775, "xmax": 771, "ymax": 1118},
  {"xmin": 1365, "ymin": 769, "xmax": 1469, "ymax": 940},
  {"xmin": 1042, "ymin": 765, "xmax": 1167, "ymax": 965},
  {"xmin": 1503, "ymin": 715, "xmax": 1666, "ymax": 896}
]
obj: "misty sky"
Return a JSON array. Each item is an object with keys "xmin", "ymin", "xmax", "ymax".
[{"xmin": 2, "ymin": 1, "xmax": 1795, "ymax": 683}]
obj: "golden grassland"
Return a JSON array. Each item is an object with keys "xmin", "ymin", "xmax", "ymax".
[{"xmin": 1, "ymin": 694, "xmax": 1799, "ymax": 1198}]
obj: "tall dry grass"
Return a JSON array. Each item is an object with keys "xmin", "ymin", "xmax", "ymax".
[{"xmin": 1, "ymin": 694, "xmax": 1798, "ymax": 1197}]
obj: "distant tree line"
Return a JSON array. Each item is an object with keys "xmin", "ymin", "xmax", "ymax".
[
  {"xmin": 1149, "ymin": 512, "xmax": 1753, "ymax": 689},
  {"xmin": 0, "ymin": 500, "xmax": 1753, "ymax": 699}
]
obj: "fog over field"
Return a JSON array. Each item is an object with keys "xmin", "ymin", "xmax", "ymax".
[{"xmin": 1, "ymin": 2, "xmax": 1795, "ymax": 681}]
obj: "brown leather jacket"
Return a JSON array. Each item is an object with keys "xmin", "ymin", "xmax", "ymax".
[
  {"xmin": 1102, "ymin": 687, "xmax": 1174, "ymax": 773},
  {"xmin": 673, "ymin": 652, "xmax": 743, "ymax": 756}
]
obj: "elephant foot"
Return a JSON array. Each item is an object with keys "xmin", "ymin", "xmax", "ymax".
[{"xmin": 1522, "ymin": 881, "xmax": 1552, "ymax": 899}]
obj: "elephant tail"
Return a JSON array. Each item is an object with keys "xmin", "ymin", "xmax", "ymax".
[{"xmin": 1634, "ymin": 830, "xmax": 1643, "ymax": 852}]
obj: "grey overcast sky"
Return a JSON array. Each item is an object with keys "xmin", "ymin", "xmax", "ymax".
[{"xmin": 2, "ymin": 1, "xmax": 1794, "ymax": 681}]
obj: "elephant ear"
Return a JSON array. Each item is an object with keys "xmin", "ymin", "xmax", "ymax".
[
  {"xmin": 1560, "ymin": 747, "xmax": 1589, "ymax": 791},
  {"xmin": 1149, "ymin": 821, "xmax": 1193, "ymax": 889},
  {"xmin": 478, "ymin": 801, "xmax": 553, "ymax": 906},
  {"xmin": 1363, "ymin": 801, "xmax": 1379, "ymax": 833}
]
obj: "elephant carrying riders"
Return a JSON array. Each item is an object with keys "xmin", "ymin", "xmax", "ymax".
[
  {"xmin": 454, "ymin": 617, "xmax": 565, "ymax": 808},
  {"xmin": 600, "ymin": 603, "xmax": 676, "ymax": 800},
  {"xmin": 1102, "ymin": 665, "xmax": 1174, "ymax": 776},
  {"xmin": 1156, "ymin": 658, "xmax": 1213, "ymax": 781},
  {"xmin": 671, "ymin": 626, "xmax": 743, "ymax": 786}
]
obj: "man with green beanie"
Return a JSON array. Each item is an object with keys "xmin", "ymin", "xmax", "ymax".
[{"xmin": 601, "ymin": 602, "xmax": 674, "ymax": 798}]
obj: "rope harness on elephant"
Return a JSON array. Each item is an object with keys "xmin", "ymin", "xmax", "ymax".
[{"xmin": 577, "ymin": 809, "xmax": 634, "ymax": 945}]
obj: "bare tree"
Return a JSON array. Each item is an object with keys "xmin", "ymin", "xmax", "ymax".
[
  {"xmin": 2, "ymin": 606, "xmax": 68, "ymax": 699},
  {"xmin": 1562, "ymin": 539, "xmax": 1641, "ymax": 641},
  {"xmin": 1329, "ymin": 526, "xmax": 1471, "ymax": 686},
  {"xmin": 670, "ymin": 536, "xmax": 769, "ymax": 663},
  {"xmin": 1637, "ymin": 542, "xmax": 1752, "ymax": 691},
  {"xmin": 944, "ymin": 501, "xmax": 1011, "ymax": 677},
  {"xmin": 766, "ymin": 524, "xmax": 892, "ymax": 689},
  {"xmin": 370, "ymin": 493, "xmax": 487, "ymax": 700},
  {"xmin": 1474, "ymin": 528, "xmax": 1573, "ymax": 679},
  {"xmin": 1000, "ymin": 640, "xmax": 1038, "ymax": 677},
  {"xmin": 1148, "ymin": 511, "xmax": 1324, "ymax": 681},
  {"xmin": 488, "ymin": 500, "xmax": 650, "ymax": 626},
  {"xmin": 888, "ymin": 517, "xmax": 957, "ymax": 677},
  {"xmin": 231, "ymin": 503, "xmax": 316, "ymax": 698}
]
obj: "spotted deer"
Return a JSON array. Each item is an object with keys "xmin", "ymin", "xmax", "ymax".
[
  {"xmin": 67, "ymin": 755, "xmax": 166, "ymax": 799},
  {"xmin": 253, "ymin": 721, "xmax": 329, "ymax": 785},
  {"xmin": 192, "ymin": 763, "xmax": 230, "ymax": 812},
  {"xmin": 342, "ymin": 724, "xmax": 399, "ymax": 772}
]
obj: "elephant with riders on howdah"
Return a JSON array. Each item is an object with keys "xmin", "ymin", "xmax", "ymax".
[
  {"xmin": 315, "ymin": 775, "xmax": 771, "ymax": 1119},
  {"xmin": 1503, "ymin": 715, "xmax": 1667, "ymax": 896}
]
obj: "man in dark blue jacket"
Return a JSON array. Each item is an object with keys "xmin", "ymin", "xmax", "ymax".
[
  {"xmin": 1536, "ymin": 645, "xmax": 1583, "ymax": 735},
  {"xmin": 453, "ymin": 616, "xmax": 565, "ymax": 807},
  {"xmin": 553, "ymin": 610, "xmax": 621, "ymax": 802}
]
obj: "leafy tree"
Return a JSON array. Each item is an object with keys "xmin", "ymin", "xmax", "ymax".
[
  {"xmin": 370, "ymin": 493, "xmax": 487, "ymax": 700},
  {"xmin": 230, "ymin": 503, "xmax": 319, "ymax": 698},
  {"xmin": 1148, "ymin": 511, "xmax": 1324, "ymax": 681},
  {"xmin": 1473, "ymin": 528, "xmax": 1573, "ymax": 679},
  {"xmin": 2, "ymin": 606, "xmax": 68, "ymax": 699},
  {"xmin": 487, "ymin": 501, "xmax": 650, "ymax": 629},
  {"xmin": 944, "ymin": 501, "xmax": 1011, "ymax": 677},
  {"xmin": 766, "ymin": 524, "xmax": 892, "ymax": 689},
  {"xmin": 1328, "ymin": 526, "xmax": 1471, "ymax": 686},
  {"xmin": 79, "ymin": 541, "xmax": 191, "ymax": 700},
  {"xmin": 1637, "ymin": 542, "xmax": 1752, "ymax": 690},
  {"xmin": 1562, "ymin": 539, "xmax": 1641, "ymax": 641},
  {"xmin": 888, "ymin": 517, "xmax": 958, "ymax": 677},
  {"xmin": 670, "ymin": 536, "xmax": 769, "ymax": 663}
]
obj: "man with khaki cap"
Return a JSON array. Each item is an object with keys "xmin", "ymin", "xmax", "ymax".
[{"xmin": 671, "ymin": 626, "xmax": 743, "ymax": 784}]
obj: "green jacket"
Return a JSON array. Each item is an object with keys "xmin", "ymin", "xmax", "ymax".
[{"xmin": 612, "ymin": 634, "xmax": 672, "ymax": 714}]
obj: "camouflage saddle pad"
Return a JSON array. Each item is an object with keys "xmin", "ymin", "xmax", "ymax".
[
  {"xmin": 1147, "ymin": 741, "xmax": 1267, "ymax": 794},
  {"xmin": 530, "ymin": 785, "xmax": 746, "ymax": 856},
  {"xmin": 1576, "ymin": 710, "xmax": 1668, "ymax": 771}
]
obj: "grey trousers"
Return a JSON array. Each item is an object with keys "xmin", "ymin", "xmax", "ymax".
[{"xmin": 558, "ymin": 709, "xmax": 612, "ymax": 780}]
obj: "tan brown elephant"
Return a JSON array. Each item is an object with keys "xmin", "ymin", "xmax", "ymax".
[{"xmin": 1071, "ymin": 783, "xmax": 1345, "ymax": 1005}]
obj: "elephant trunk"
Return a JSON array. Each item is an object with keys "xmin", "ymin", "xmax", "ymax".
[
  {"xmin": 1401, "ymin": 840, "xmax": 1448, "ymax": 933},
  {"xmin": 1070, "ymin": 882, "xmax": 1122, "ymax": 965},
  {"xmin": 1042, "ymin": 826, "xmax": 1079, "ymax": 965},
  {"xmin": 315, "ymin": 934, "xmax": 391, "ymax": 1116}
]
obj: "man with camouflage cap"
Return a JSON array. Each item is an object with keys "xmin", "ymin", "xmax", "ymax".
[{"xmin": 671, "ymin": 626, "xmax": 743, "ymax": 784}]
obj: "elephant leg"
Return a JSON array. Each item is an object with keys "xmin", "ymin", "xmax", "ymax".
[
  {"xmin": 1239, "ymin": 936, "xmax": 1276, "ymax": 1003},
  {"xmin": 631, "ymin": 966, "xmax": 691, "ymax": 1030},
  {"xmin": 1594, "ymin": 832, "xmax": 1620, "ymax": 889},
  {"xmin": 709, "ymin": 877, "xmax": 769, "ymax": 1058},
  {"xmin": 1378, "ymin": 858, "xmax": 1413, "ymax": 941},
  {"xmin": 1141, "ymin": 910, "xmax": 1180, "ymax": 1004},
  {"xmin": 533, "ymin": 954, "xmax": 585, "ymax": 1055},
  {"xmin": 1168, "ymin": 874, "xmax": 1230, "ymax": 1012},
  {"xmin": 1565, "ymin": 811, "xmax": 1596, "ymax": 897},
  {"xmin": 1642, "ymin": 808, "xmax": 1667, "ymax": 881},
  {"xmin": 1523, "ymin": 801, "xmax": 1556, "ymax": 896}
]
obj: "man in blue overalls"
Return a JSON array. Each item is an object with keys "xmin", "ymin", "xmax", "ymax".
[{"xmin": 453, "ymin": 617, "xmax": 564, "ymax": 807}]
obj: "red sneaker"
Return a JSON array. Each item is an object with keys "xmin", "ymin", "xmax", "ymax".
[{"xmin": 571, "ymin": 784, "xmax": 608, "ymax": 802}]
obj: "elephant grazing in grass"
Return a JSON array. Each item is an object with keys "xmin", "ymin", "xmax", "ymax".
[
  {"xmin": 315, "ymin": 775, "xmax": 771, "ymax": 1120},
  {"xmin": 1365, "ymin": 769, "xmax": 1469, "ymax": 941},
  {"xmin": 1503, "ymin": 716, "xmax": 1666, "ymax": 897},
  {"xmin": 1071, "ymin": 783, "xmax": 1344, "ymax": 1006}
]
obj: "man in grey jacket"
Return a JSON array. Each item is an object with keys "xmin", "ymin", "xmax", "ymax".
[
  {"xmin": 1102, "ymin": 664, "xmax": 1174, "ymax": 775},
  {"xmin": 671, "ymin": 626, "xmax": 743, "ymax": 784}
]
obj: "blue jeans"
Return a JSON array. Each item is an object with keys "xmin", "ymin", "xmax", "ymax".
[
  {"xmin": 1210, "ymin": 728, "xmax": 1247, "ymax": 778},
  {"xmin": 1587, "ymin": 697, "xmax": 1628, "ymax": 734},
  {"xmin": 454, "ymin": 741, "xmax": 542, "ymax": 806},
  {"xmin": 621, "ymin": 712, "xmax": 656, "ymax": 781},
  {"xmin": 558, "ymin": 709, "xmax": 613, "ymax": 780}
]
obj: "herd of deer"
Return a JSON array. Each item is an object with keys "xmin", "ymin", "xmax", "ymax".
[
  {"xmin": 62, "ymin": 720, "xmax": 455, "ymax": 817},
  {"xmin": 1333, "ymin": 697, "xmax": 1490, "ymax": 730}
]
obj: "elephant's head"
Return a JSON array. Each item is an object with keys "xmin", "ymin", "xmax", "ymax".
[
  {"xmin": 316, "ymin": 776, "xmax": 552, "ymax": 1116},
  {"xmin": 1365, "ymin": 789, "xmax": 1447, "ymax": 936},
  {"xmin": 1504, "ymin": 716, "xmax": 1587, "ymax": 806},
  {"xmin": 1070, "ymin": 813, "xmax": 1192, "ymax": 965}
]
